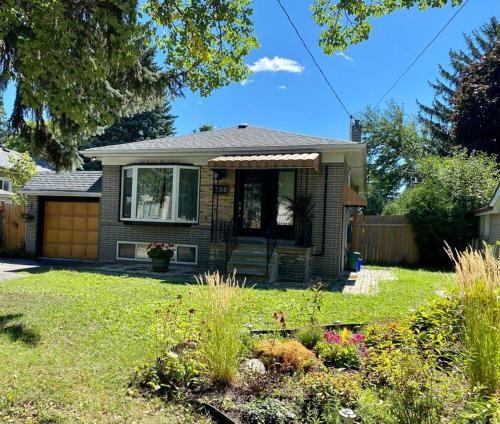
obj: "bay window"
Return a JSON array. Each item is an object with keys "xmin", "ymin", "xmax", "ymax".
[{"xmin": 120, "ymin": 165, "xmax": 200, "ymax": 223}]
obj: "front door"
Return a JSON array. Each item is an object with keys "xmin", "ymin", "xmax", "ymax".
[{"xmin": 236, "ymin": 170, "xmax": 278, "ymax": 237}]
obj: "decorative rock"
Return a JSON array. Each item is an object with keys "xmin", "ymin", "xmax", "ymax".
[{"xmin": 239, "ymin": 358, "xmax": 266, "ymax": 375}]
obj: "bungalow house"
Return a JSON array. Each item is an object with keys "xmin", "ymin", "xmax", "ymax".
[
  {"xmin": 21, "ymin": 125, "xmax": 367, "ymax": 284},
  {"xmin": 475, "ymin": 183, "xmax": 500, "ymax": 245}
]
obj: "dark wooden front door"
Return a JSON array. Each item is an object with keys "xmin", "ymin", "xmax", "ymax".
[{"xmin": 236, "ymin": 170, "xmax": 278, "ymax": 237}]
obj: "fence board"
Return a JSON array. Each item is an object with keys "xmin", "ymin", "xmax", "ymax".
[
  {"xmin": 351, "ymin": 214, "xmax": 419, "ymax": 264},
  {"xmin": 0, "ymin": 203, "xmax": 26, "ymax": 251}
]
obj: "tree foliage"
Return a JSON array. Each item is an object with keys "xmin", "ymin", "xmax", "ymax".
[
  {"xmin": 384, "ymin": 149, "xmax": 500, "ymax": 267},
  {"xmin": 193, "ymin": 123, "xmax": 215, "ymax": 133},
  {"xmin": 451, "ymin": 42, "xmax": 499, "ymax": 157},
  {"xmin": 418, "ymin": 17, "xmax": 499, "ymax": 153},
  {"xmin": 0, "ymin": 0, "xmax": 257, "ymax": 169},
  {"xmin": 311, "ymin": 0, "xmax": 463, "ymax": 54},
  {"xmin": 360, "ymin": 101, "xmax": 430, "ymax": 214},
  {"xmin": 4, "ymin": 152, "xmax": 37, "ymax": 205},
  {"xmin": 82, "ymin": 100, "xmax": 176, "ymax": 170}
]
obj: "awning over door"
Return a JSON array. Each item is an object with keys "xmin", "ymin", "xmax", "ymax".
[{"xmin": 208, "ymin": 153, "xmax": 321, "ymax": 172}]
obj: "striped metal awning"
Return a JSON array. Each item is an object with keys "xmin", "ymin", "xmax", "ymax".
[{"xmin": 208, "ymin": 152, "xmax": 321, "ymax": 171}]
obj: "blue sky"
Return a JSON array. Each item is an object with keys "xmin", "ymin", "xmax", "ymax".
[{"xmin": 2, "ymin": 0, "xmax": 498, "ymax": 141}]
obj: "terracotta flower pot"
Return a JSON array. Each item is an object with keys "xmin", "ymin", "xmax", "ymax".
[{"xmin": 151, "ymin": 257, "xmax": 170, "ymax": 272}]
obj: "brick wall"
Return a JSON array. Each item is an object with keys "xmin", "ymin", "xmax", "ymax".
[
  {"xmin": 296, "ymin": 163, "xmax": 345, "ymax": 281},
  {"xmin": 99, "ymin": 165, "xmax": 218, "ymax": 267},
  {"xmin": 25, "ymin": 195, "xmax": 39, "ymax": 255}
]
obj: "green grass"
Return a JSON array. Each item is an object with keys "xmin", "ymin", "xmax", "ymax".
[{"xmin": 0, "ymin": 267, "xmax": 454, "ymax": 423}]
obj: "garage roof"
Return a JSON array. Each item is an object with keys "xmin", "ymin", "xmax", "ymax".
[{"xmin": 21, "ymin": 171, "xmax": 102, "ymax": 197}]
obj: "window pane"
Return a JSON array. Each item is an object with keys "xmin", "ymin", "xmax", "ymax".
[
  {"xmin": 136, "ymin": 244, "xmax": 149, "ymax": 259},
  {"xmin": 178, "ymin": 168, "xmax": 199, "ymax": 222},
  {"xmin": 4, "ymin": 180, "xmax": 9, "ymax": 191},
  {"xmin": 118, "ymin": 243, "xmax": 135, "ymax": 259},
  {"xmin": 176, "ymin": 246, "xmax": 196, "ymax": 263},
  {"xmin": 122, "ymin": 169, "xmax": 133, "ymax": 218},
  {"xmin": 136, "ymin": 168, "xmax": 173, "ymax": 220},
  {"xmin": 277, "ymin": 171, "xmax": 294, "ymax": 225}
]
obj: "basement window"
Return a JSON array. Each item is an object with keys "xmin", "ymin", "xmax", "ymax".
[{"xmin": 116, "ymin": 241, "xmax": 198, "ymax": 265}]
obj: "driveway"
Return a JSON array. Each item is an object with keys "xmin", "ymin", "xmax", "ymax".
[{"xmin": 0, "ymin": 258, "xmax": 43, "ymax": 282}]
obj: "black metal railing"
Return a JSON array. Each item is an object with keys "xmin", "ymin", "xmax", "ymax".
[
  {"xmin": 265, "ymin": 223, "xmax": 278, "ymax": 276},
  {"xmin": 211, "ymin": 219, "xmax": 237, "ymax": 272}
]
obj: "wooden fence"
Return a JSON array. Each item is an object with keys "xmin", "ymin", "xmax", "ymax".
[
  {"xmin": 0, "ymin": 203, "xmax": 27, "ymax": 251},
  {"xmin": 351, "ymin": 214, "xmax": 419, "ymax": 264}
]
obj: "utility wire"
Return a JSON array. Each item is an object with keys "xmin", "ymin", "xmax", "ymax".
[
  {"xmin": 376, "ymin": 0, "xmax": 470, "ymax": 106},
  {"xmin": 275, "ymin": 0, "xmax": 352, "ymax": 118}
]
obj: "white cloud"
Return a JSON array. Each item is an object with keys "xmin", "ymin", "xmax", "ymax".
[
  {"xmin": 249, "ymin": 56, "xmax": 304, "ymax": 74},
  {"xmin": 336, "ymin": 52, "xmax": 353, "ymax": 61},
  {"xmin": 277, "ymin": 85, "xmax": 287, "ymax": 90},
  {"xmin": 240, "ymin": 78, "xmax": 255, "ymax": 86}
]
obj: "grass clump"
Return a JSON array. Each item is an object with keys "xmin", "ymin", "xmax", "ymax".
[
  {"xmin": 254, "ymin": 339, "xmax": 318, "ymax": 373},
  {"xmin": 447, "ymin": 243, "xmax": 500, "ymax": 394},
  {"xmin": 196, "ymin": 271, "xmax": 246, "ymax": 386}
]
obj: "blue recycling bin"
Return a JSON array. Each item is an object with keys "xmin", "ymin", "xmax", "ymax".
[{"xmin": 356, "ymin": 258, "xmax": 363, "ymax": 272}]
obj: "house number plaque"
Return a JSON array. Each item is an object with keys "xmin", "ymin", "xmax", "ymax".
[{"xmin": 214, "ymin": 185, "xmax": 229, "ymax": 195}]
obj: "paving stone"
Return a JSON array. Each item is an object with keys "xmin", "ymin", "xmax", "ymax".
[{"xmin": 331, "ymin": 269, "xmax": 396, "ymax": 295}]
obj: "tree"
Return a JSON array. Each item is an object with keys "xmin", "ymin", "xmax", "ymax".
[
  {"xmin": 310, "ymin": 0, "xmax": 465, "ymax": 54},
  {"xmin": 0, "ymin": 100, "xmax": 7, "ymax": 144},
  {"xmin": 82, "ymin": 100, "xmax": 176, "ymax": 170},
  {"xmin": 384, "ymin": 149, "xmax": 500, "ymax": 267},
  {"xmin": 418, "ymin": 17, "xmax": 499, "ymax": 153},
  {"xmin": 451, "ymin": 43, "xmax": 499, "ymax": 157},
  {"xmin": 4, "ymin": 152, "xmax": 37, "ymax": 205},
  {"xmin": 0, "ymin": 1, "xmax": 257, "ymax": 169},
  {"xmin": 360, "ymin": 101, "xmax": 430, "ymax": 214},
  {"xmin": 193, "ymin": 123, "xmax": 215, "ymax": 133}
]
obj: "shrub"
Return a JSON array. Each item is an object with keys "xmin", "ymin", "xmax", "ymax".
[
  {"xmin": 357, "ymin": 389, "xmax": 396, "ymax": 424},
  {"xmin": 197, "ymin": 271, "xmax": 246, "ymax": 385},
  {"xmin": 253, "ymin": 340, "xmax": 318, "ymax": 373},
  {"xmin": 243, "ymin": 398, "xmax": 296, "ymax": 424},
  {"xmin": 132, "ymin": 350, "xmax": 204, "ymax": 400},
  {"xmin": 409, "ymin": 294, "xmax": 465, "ymax": 365},
  {"xmin": 300, "ymin": 370, "xmax": 362, "ymax": 423},
  {"xmin": 315, "ymin": 328, "xmax": 366, "ymax": 369},
  {"xmin": 296, "ymin": 324, "xmax": 323, "ymax": 350},
  {"xmin": 447, "ymin": 244, "xmax": 500, "ymax": 395}
]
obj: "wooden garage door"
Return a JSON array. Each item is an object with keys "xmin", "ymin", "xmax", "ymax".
[{"xmin": 43, "ymin": 201, "xmax": 99, "ymax": 260}]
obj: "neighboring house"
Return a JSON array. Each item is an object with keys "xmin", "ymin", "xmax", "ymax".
[
  {"xmin": 0, "ymin": 147, "xmax": 52, "ymax": 197},
  {"xmin": 475, "ymin": 183, "xmax": 500, "ymax": 244},
  {"xmin": 21, "ymin": 125, "xmax": 367, "ymax": 284}
]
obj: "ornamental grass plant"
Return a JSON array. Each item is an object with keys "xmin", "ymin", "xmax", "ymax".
[
  {"xmin": 446, "ymin": 243, "xmax": 500, "ymax": 394},
  {"xmin": 196, "ymin": 271, "xmax": 246, "ymax": 385}
]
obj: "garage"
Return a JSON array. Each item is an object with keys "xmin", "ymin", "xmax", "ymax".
[
  {"xmin": 43, "ymin": 200, "xmax": 100, "ymax": 259},
  {"xmin": 20, "ymin": 171, "xmax": 102, "ymax": 260}
]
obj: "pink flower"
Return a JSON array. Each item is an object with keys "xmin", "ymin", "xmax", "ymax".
[
  {"xmin": 350, "ymin": 333, "xmax": 365, "ymax": 344},
  {"xmin": 324, "ymin": 331, "xmax": 342, "ymax": 344}
]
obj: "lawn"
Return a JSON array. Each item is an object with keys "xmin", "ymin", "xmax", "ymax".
[{"xmin": 0, "ymin": 267, "xmax": 454, "ymax": 423}]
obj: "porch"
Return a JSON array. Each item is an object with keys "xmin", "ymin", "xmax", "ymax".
[{"xmin": 206, "ymin": 152, "xmax": 365, "ymax": 284}]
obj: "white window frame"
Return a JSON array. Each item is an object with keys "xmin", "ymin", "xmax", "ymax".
[
  {"xmin": 116, "ymin": 241, "xmax": 198, "ymax": 265},
  {"xmin": 120, "ymin": 165, "xmax": 200, "ymax": 224},
  {"xmin": 0, "ymin": 177, "xmax": 12, "ymax": 192}
]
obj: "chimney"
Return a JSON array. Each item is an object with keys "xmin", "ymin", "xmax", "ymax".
[{"xmin": 350, "ymin": 119, "xmax": 362, "ymax": 143}]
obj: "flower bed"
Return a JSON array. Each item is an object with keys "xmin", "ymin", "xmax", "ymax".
[{"xmin": 131, "ymin": 260, "xmax": 499, "ymax": 423}]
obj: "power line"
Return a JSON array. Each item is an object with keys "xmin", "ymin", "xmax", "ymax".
[
  {"xmin": 376, "ymin": 0, "xmax": 470, "ymax": 106},
  {"xmin": 275, "ymin": 0, "xmax": 352, "ymax": 118}
]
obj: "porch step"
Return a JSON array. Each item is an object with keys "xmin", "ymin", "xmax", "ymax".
[{"xmin": 227, "ymin": 241, "xmax": 270, "ymax": 282}]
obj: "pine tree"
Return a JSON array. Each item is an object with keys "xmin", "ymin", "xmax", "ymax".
[{"xmin": 418, "ymin": 17, "xmax": 499, "ymax": 154}]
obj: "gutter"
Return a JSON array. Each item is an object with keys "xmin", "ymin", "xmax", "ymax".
[
  {"xmin": 80, "ymin": 143, "xmax": 366, "ymax": 159},
  {"xmin": 20, "ymin": 191, "xmax": 102, "ymax": 198}
]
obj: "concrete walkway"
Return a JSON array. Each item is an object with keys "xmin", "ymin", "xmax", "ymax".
[
  {"xmin": 331, "ymin": 268, "xmax": 397, "ymax": 294},
  {"xmin": 0, "ymin": 258, "xmax": 43, "ymax": 281}
]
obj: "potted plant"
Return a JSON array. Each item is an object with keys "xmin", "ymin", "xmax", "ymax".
[
  {"xmin": 147, "ymin": 243, "xmax": 175, "ymax": 272},
  {"xmin": 285, "ymin": 195, "xmax": 314, "ymax": 247}
]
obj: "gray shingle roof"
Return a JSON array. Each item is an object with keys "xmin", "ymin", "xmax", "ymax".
[
  {"xmin": 0, "ymin": 147, "xmax": 52, "ymax": 172},
  {"xmin": 21, "ymin": 171, "xmax": 102, "ymax": 195},
  {"xmin": 81, "ymin": 125, "xmax": 357, "ymax": 155}
]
